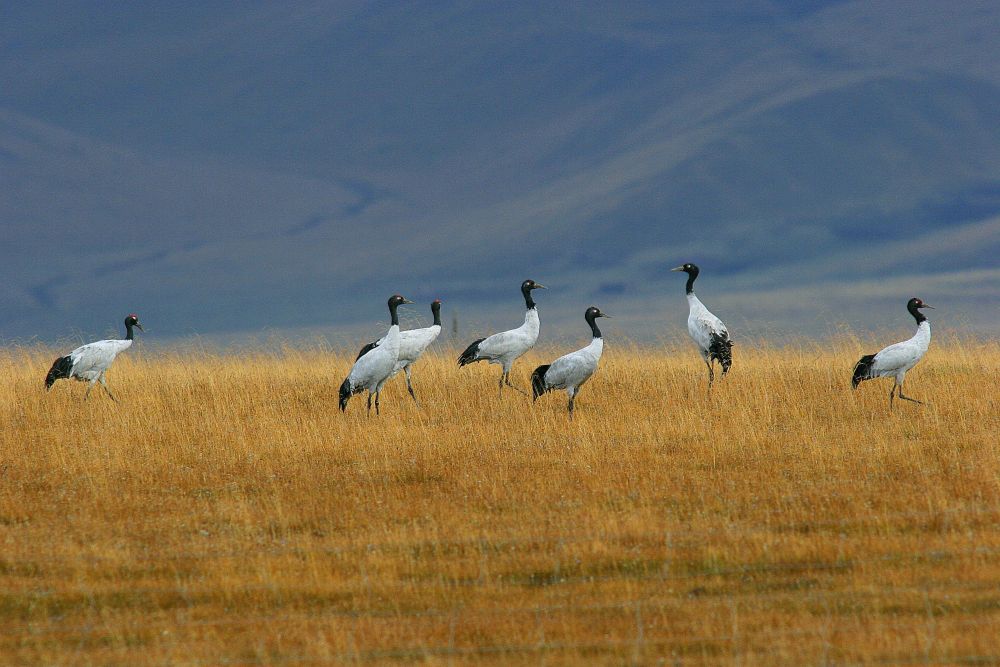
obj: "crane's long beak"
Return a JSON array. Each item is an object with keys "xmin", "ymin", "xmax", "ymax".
[
  {"xmin": 601, "ymin": 313, "xmax": 612, "ymax": 318},
  {"xmin": 672, "ymin": 266, "xmax": 688, "ymax": 272},
  {"xmin": 135, "ymin": 323, "xmax": 144, "ymax": 332},
  {"xmin": 534, "ymin": 283, "xmax": 547, "ymax": 289},
  {"xmin": 402, "ymin": 298, "xmax": 414, "ymax": 304},
  {"xmin": 922, "ymin": 304, "xmax": 934, "ymax": 309}
]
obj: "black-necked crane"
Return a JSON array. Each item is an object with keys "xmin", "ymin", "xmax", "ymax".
[
  {"xmin": 671, "ymin": 263, "xmax": 732, "ymax": 387},
  {"xmin": 458, "ymin": 279, "xmax": 545, "ymax": 396},
  {"xmin": 356, "ymin": 299, "xmax": 442, "ymax": 404},
  {"xmin": 852, "ymin": 297, "xmax": 933, "ymax": 407},
  {"xmin": 531, "ymin": 306, "xmax": 608, "ymax": 418},
  {"xmin": 44, "ymin": 314, "xmax": 143, "ymax": 401},
  {"xmin": 339, "ymin": 295, "xmax": 413, "ymax": 415}
]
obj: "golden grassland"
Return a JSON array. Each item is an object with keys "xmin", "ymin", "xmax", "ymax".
[{"xmin": 1, "ymin": 338, "xmax": 999, "ymax": 665}]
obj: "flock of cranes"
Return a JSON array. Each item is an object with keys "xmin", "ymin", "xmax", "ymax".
[{"xmin": 43, "ymin": 264, "xmax": 934, "ymax": 415}]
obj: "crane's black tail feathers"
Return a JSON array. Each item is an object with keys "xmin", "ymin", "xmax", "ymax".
[
  {"xmin": 458, "ymin": 338, "xmax": 486, "ymax": 366},
  {"xmin": 852, "ymin": 354, "xmax": 877, "ymax": 389},
  {"xmin": 531, "ymin": 365, "xmax": 550, "ymax": 401},
  {"xmin": 709, "ymin": 334, "xmax": 733, "ymax": 374},
  {"xmin": 45, "ymin": 356, "xmax": 73, "ymax": 389},
  {"xmin": 338, "ymin": 378, "xmax": 353, "ymax": 411}
]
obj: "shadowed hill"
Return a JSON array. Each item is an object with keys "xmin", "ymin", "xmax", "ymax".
[{"xmin": 2, "ymin": 1, "xmax": 999, "ymax": 341}]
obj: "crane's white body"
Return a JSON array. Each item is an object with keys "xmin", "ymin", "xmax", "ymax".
[
  {"xmin": 347, "ymin": 324, "xmax": 401, "ymax": 396},
  {"xmin": 365, "ymin": 322, "xmax": 442, "ymax": 403},
  {"xmin": 672, "ymin": 265, "xmax": 732, "ymax": 387},
  {"xmin": 340, "ymin": 295, "xmax": 413, "ymax": 414},
  {"xmin": 375, "ymin": 324, "xmax": 441, "ymax": 378},
  {"xmin": 459, "ymin": 281, "xmax": 545, "ymax": 396},
  {"xmin": 65, "ymin": 339, "xmax": 133, "ymax": 383},
  {"xmin": 532, "ymin": 305, "xmax": 608, "ymax": 416},
  {"xmin": 866, "ymin": 321, "xmax": 931, "ymax": 384},
  {"xmin": 852, "ymin": 298, "xmax": 933, "ymax": 407},
  {"xmin": 471, "ymin": 308, "xmax": 539, "ymax": 371},
  {"xmin": 47, "ymin": 329, "xmax": 138, "ymax": 401},
  {"xmin": 686, "ymin": 293, "xmax": 728, "ymax": 361},
  {"xmin": 538, "ymin": 336, "xmax": 604, "ymax": 397}
]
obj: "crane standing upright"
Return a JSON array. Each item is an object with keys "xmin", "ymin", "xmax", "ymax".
[
  {"xmin": 458, "ymin": 280, "xmax": 545, "ymax": 396},
  {"xmin": 852, "ymin": 298, "xmax": 933, "ymax": 407},
  {"xmin": 531, "ymin": 306, "xmax": 609, "ymax": 418},
  {"xmin": 671, "ymin": 263, "xmax": 732, "ymax": 387},
  {"xmin": 340, "ymin": 295, "xmax": 413, "ymax": 415}
]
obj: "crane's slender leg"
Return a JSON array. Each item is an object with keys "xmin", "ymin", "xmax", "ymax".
[
  {"xmin": 85, "ymin": 380, "xmax": 97, "ymax": 400},
  {"xmin": 374, "ymin": 391, "xmax": 381, "ymax": 416},
  {"xmin": 99, "ymin": 376, "xmax": 118, "ymax": 403},
  {"xmin": 889, "ymin": 381, "xmax": 897, "ymax": 409},
  {"xmin": 366, "ymin": 392, "xmax": 373, "ymax": 415},
  {"xmin": 567, "ymin": 388, "xmax": 576, "ymax": 420},
  {"xmin": 504, "ymin": 371, "xmax": 528, "ymax": 396},
  {"xmin": 897, "ymin": 384, "xmax": 923, "ymax": 405},
  {"xmin": 404, "ymin": 365, "xmax": 418, "ymax": 404},
  {"xmin": 703, "ymin": 356, "xmax": 715, "ymax": 389}
]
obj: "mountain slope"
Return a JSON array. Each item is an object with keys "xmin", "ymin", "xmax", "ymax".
[{"xmin": 2, "ymin": 1, "xmax": 999, "ymax": 341}]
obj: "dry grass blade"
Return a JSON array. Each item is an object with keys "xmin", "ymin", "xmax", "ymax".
[{"xmin": 1, "ymin": 340, "xmax": 999, "ymax": 664}]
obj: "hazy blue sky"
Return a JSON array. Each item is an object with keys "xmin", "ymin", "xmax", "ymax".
[{"xmin": 3, "ymin": 1, "xmax": 998, "ymax": 345}]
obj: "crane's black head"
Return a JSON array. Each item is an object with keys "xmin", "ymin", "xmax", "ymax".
[
  {"xmin": 123, "ymin": 313, "xmax": 143, "ymax": 340},
  {"xmin": 124, "ymin": 314, "xmax": 143, "ymax": 332},
  {"xmin": 585, "ymin": 306, "xmax": 609, "ymax": 320},
  {"xmin": 388, "ymin": 295, "xmax": 414, "ymax": 308},
  {"xmin": 584, "ymin": 305, "xmax": 609, "ymax": 338},
  {"xmin": 431, "ymin": 299, "xmax": 442, "ymax": 325},
  {"xmin": 387, "ymin": 294, "xmax": 413, "ymax": 326},
  {"xmin": 521, "ymin": 279, "xmax": 546, "ymax": 310},
  {"xmin": 670, "ymin": 263, "xmax": 700, "ymax": 294},
  {"xmin": 521, "ymin": 279, "xmax": 546, "ymax": 292},
  {"xmin": 907, "ymin": 297, "xmax": 933, "ymax": 323}
]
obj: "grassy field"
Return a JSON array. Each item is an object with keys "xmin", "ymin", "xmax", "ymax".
[{"xmin": 1, "ymin": 338, "xmax": 999, "ymax": 664}]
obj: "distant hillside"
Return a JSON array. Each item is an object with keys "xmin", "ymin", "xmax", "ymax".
[{"xmin": 2, "ymin": 1, "xmax": 999, "ymax": 342}]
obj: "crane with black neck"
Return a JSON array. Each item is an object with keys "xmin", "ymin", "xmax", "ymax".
[
  {"xmin": 45, "ymin": 314, "xmax": 143, "ymax": 402},
  {"xmin": 458, "ymin": 280, "xmax": 546, "ymax": 396}
]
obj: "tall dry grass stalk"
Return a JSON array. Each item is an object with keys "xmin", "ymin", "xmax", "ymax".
[{"xmin": 1, "ymin": 339, "xmax": 999, "ymax": 664}]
